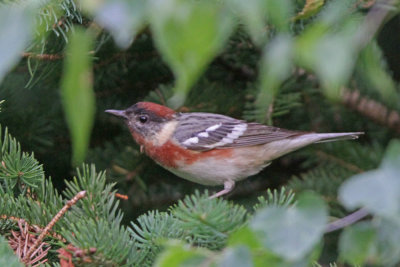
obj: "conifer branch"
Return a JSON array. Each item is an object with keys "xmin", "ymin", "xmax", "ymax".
[
  {"xmin": 341, "ymin": 88, "xmax": 400, "ymax": 134},
  {"xmin": 23, "ymin": 191, "xmax": 87, "ymax": 263},
  {"xmin": 296, "ymin": 67, "xmax": 400, "ymax": 133}
]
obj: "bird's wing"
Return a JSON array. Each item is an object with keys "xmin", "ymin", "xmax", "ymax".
[{"xmin": 173, "ymin": 112, "xmax": 304, "ymax": 151}]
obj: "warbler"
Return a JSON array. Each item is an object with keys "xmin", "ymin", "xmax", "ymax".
[{"xmin": 106, "ymin": 102, "xmax": 363, "ymax": 198}]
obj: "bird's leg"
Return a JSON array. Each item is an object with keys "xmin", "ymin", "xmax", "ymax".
[{"xmin": 209, "ymin": 180, "xmax": 235, "ymax": 199}]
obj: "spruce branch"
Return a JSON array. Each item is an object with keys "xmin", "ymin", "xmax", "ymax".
[
  {"xmin": 341, "ymin": 88, "xmax": 400, "ymax": 133},
  {"xmin": 172, "ymin": 192, "xmax": 247, "ymax": 250},
  {"xmin": 325, "ymin": 208, "xmax": 369, "ymax": 233},
  {"xmin": 253, "ymin": 187, "xmax": 296, "ymax": 211},
  {"xmin": 297, "ymin": 67, "xmax": 400, "ymax": 133},
  {"xmin": 23, "ymin": 191, "xmax": 87, "ymax": 263}
]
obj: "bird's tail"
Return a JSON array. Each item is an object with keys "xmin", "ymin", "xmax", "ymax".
[
  {"xmin": 260, "ymin": 131, "xmax": 364, "ymax": 162},
  {"xmin": 312, "ymin": 132, "xmax": 364, "ymax": 143}
]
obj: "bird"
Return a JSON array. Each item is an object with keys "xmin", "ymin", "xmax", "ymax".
[{"xmin": 106, "ymin": 102, "xmax": 363, "ymax": 198}]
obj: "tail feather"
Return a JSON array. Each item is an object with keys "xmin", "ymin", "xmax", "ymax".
[
  {"xmin": 261, "ymin": 131, "xmax": 364, "ymax": 162},
  {"xmin": 313, "ymin": 132, "xmax": 364, "ymax": 143}
]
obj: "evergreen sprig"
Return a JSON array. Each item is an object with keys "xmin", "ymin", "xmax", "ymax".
[
  {"xmin": 36, "ymin": 0, "xmax": 82, "ymax": 42},
  {"xmin": 62, "ymin": 218, "xmax": 135, "ymax": 266},
  {"xmin": 63, "ymin": 165, "xmax": 123, "ymax": 223},
  {"xmin": 129, "ymin": 211, "xmax": 183, "ymax": 266},
  {"xmin": 253, "ymin": 187, "xmax": 296, "ymax": 211},
  {"xmin": 171, "ymin": 191, "xmax": 247, "ymax": 250},
  {"xmin": 0, "ymin": 126, "xmax": 45, "ymax": 193},
  {"xmin": 127, "ymin": 189, "xmax": 297, "ymax": 266},
  {"xmin": 59, "ymin": 165, "xmax": 136, "ymax": 265},
  {"xmin": 289, "ymin": 164, "xmax": 353, "ymax": 197}
]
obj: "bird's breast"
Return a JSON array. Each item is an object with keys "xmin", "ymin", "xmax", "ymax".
[
  {"xmin": 144, "ymin": 140, "xmax": 233, "ymax": 168},
  {"xmin": 143, "ymin": 142, "xmax": 273, "ymax": 185}
]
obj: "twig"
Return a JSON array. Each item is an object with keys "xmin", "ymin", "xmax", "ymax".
[
  {"xmin": 23, "ymin": 191, "xmax": 87, "ymax": 263},
  {"xmin": 341, "ymin": 88, "xmax": 400, "ymax": 134},
  {"xmin": 22, "ymin": 52, "xmax": 63, "ymax": 61},
  {"xmin": 114, "ymin": 193, "xmax": 129, "ymax": 200},
  {"xmin": 325, "ymin": 208, "xmax": 369, "ymax": 233}
]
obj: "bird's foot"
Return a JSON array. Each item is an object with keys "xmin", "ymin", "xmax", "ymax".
[{"xmin": 209, "ymin": 180, "xmax": 235, "ymax": 199}]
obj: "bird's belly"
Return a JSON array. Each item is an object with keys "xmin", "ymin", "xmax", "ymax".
[{"xmin": 162, "ymin": 147, "xmax": 271, "ymax": 186}]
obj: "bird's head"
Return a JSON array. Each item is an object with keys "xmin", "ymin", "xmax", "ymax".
[{"xmin": 106, "ymin": 102, "xmax": 176, "ymax": 142}]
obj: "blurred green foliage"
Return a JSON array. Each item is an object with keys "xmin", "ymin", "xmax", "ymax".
[
  {"xmin": 0, "ymin": 236, "xmax": 23, "ymax": 267},
  {"xmin": 61, "ymin": 28, "xmax": 95, "ymax": 165}
]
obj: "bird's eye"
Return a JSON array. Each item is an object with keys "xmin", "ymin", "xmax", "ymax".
[{"xmin": 139, "ymin": 115, "xmax": 148, "ymax": 123}]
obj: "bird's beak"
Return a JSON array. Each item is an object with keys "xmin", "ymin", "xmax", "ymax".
[{"xmin": 105, "ymin": 109, "xmax": 128, "ymax": 119}]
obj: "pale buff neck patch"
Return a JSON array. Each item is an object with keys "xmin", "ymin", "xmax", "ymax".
[{"xmin": 152, "ymin": 120, "xmax": 178, "ymax": 146}]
